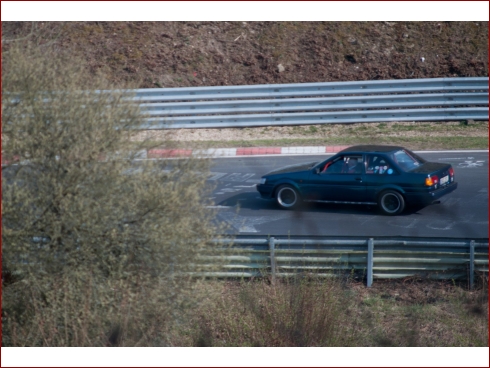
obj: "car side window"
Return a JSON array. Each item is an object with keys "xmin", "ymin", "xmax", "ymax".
[
  {"xmin": 323, "ymin": 158, "xmax": 343, "ymax": 174},
  {"xmin": 324, "ymin": 155, "xmax": 363, "ymax": 174},
  {"xmin": 391, "ymin": 150, "xmax": 422, "ymax": 171},
  {"xmin": 366, "ymin": 155, "xmax": 396, "ymax": 175}
]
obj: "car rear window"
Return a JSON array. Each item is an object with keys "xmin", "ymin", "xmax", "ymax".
[{"xmin": 391, "ymin": 150, "xmax": 425, "ymax": 171}]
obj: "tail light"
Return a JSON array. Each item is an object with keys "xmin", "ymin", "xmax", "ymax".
[
  {"xmin": 448, "ymin": 167, "xmax": 455, "ymax": 182},
  {"xmin": 425, "ymin": 175, "xmax": 439, "ymax": 186}
]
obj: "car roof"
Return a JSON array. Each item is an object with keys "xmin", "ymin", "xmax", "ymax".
[{"xmin": 339, "ymin": 145, "xmax": 405, "ymax": 154}]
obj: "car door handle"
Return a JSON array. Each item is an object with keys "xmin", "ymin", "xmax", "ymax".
[{"xmin": 355, "ymin": 177, "xmax": 362, "ymax": 181}]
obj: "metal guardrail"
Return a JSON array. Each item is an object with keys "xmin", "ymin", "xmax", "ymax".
[
  {"xmin": 195, "ymin": 236, "xmax": 489, "ymax": 288},
  {"xmin": 131, "ymin": 77, "xmax": 489, "ymax": 129}
]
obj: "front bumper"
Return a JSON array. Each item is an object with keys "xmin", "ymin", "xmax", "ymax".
[{"xmin": 256, "ymin": 183, "xmax": 274, "ymax": 199}]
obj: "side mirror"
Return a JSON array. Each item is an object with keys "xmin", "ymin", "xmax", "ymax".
[{"xmin": 314, "ymin": 167, "xmax": 320, "ymax": 175}]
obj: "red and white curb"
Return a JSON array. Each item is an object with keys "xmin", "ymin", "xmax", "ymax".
[
  {"xmin": 3, "ymin": 147, "xmax": 488, "ymax": 165},
  {"xmin": 146, "ymin": 145, "xmax": 351, "ymax": 159},
  {"xmin": 144, "ymin": 146, "xmax": 489, "ymax": 158}
]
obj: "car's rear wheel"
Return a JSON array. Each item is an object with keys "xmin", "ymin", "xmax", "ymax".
[
  {"xmin": 275, "ymin": 185, "xmax": 300, "ymax": 209},
  {"xmin": 378, "ymin": 190, "xmax": 405, "ymax": 215}
]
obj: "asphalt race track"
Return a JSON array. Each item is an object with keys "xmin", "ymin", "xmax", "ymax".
[
  {"xmin": 207, "ymin": 151, "xmax": 489, "ymax": 238},
  {"xmin": 4, "ymin": 151, "xmax": 486, "ymax": 239}
]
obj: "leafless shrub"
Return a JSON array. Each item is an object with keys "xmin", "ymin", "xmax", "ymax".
[
  {"xmin": 2, "ymin": 44, "xmax": 224, "ymax": 346},
  {"xmin": 187, "ymin": 276, "xmax": 354, "ymax": 347}
]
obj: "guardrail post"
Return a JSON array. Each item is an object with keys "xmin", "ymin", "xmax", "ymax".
[
  {"xmin": 367, "ymin": 238, "xmax": 374, "ymax": 287},
  {"xmin": 269, "ymin": 237, "xmax": 276, "ymax": 284},
  {"xmin": 470, "ymin": 240, "xmax": 475, "ymax": 290}
]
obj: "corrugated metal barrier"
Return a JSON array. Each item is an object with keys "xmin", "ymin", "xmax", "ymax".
[
  {"xmin": 131, "ymin": 77, "xmax": 489, "ymax": 129},
  {"xmin": 195, "ymin": 236, "xmax": 489, "ymax": 287}
]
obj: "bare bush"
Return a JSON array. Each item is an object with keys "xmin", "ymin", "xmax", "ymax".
[
  {"xmin": 186, "ymin": 276, "xmax": 353, "ymax": 347},
  {"xmin": 2, "ymin": 44, "xmax": 223, "ymax": 346},
  {"xmin": 236, "ymin": 277, "xmax": 348, "ymax": 346}
]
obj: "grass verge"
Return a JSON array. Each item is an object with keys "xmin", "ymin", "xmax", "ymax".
[
  {"xmin": 134, "ymin": 121, "xmax": 489, "ymax": 151},
  {"xmin": 168, "ymin": 275, "xmax": 488, "ymax": 347}
]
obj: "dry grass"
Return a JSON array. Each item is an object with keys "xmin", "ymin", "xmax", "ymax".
[
  {"xmin": 168, "ymin": 275, "xmax": 488, "ymax": 347},
  {"xmin": 132, "ymin": 121, "xmax": 489, "ymax": 150},
  {"xmin": 133, "ymin": 121, "xmax": 489, "ymax": 142},
  {"xmin": 3, "ymin": 269, "xmax": 487, "ymax": 347}
]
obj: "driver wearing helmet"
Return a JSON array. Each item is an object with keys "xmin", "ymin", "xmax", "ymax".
[{"xmin": 346, "ymin": 157, "xmax": 360, "ymax": 174}]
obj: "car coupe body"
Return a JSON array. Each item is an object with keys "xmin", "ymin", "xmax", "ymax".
[{"xmin": 256, "ymin": 145, "xmax": 457, "ymax": 215}]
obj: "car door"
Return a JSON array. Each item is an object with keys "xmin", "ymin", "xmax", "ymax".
[
  {"xmin": 306, "ymin": 154, "xmax": 366, "ymax": 202},
  {"xmin": 363, "ymin": 153, "xmax": 400, "ymax": 202}
]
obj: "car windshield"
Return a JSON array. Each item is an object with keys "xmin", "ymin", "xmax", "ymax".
[{"xmin": 391, "ymin": 150, "xmax": 425, "ymax": 171}]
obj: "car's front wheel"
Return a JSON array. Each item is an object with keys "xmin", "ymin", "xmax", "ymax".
[
  {"xmin": 378, "ymin": 190, "xmax": 405, "ymax": 215},
  {"xmin": 275, "ymin": 185, "xmax": 300, "ymax": 209}
]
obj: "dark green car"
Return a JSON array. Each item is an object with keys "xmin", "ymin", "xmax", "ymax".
[{"xmin": 256, "ymin": 145, "xmax": 457, "ymax": 215}]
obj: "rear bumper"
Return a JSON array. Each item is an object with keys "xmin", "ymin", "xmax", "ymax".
[{"xmin": 404, "ymin": 182, "xmax": 458, "ymax": 205}]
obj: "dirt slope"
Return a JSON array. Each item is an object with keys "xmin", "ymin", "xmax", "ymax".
[{"xmin": 2, "ymin": 22, "xmax": 488, "ymax": 88}]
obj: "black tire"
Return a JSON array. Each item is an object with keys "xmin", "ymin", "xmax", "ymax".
[
  {"xmin": 275, "ymin": 185, "xmax": 300, "ymax": 209},
  {"xmin": 378, "ymin": 190, "xmax": 405, "ymax": 215}
]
